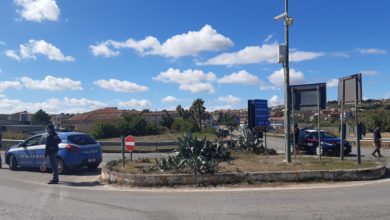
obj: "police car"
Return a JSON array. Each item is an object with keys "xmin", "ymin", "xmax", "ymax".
[{"xmin": 5, "ymin": 132, "xmax": 102, "ymax": 174}]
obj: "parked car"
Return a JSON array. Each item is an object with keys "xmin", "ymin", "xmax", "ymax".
[
  {"xmin": 5, "ymin": 132, "xmax": 102, "ymax": 174},
  {"xmin": 297, "ymin": 129, "xmax": 352, "ymax": 156}
]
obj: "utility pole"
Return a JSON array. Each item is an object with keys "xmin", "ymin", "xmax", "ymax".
[{"xmin": 275, "ymin": 0, "xmax": 293, "ymax": 162}]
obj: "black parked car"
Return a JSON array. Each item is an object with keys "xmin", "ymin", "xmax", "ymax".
[{"xmin": 297, "ymin": 129, "xmax": 352, "ymax": 156}]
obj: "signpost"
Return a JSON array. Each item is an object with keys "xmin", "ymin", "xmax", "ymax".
[
  {"xmin": 125, "ymin": 136, "xmax": 136, "ymax": 161},
  {"xmin": 338, "ymin": 73, "xmax": 362, "ymax": 164},
  {"xmin": 248, "ymin": 99, "xmax": 269, "ymax": 148},
  {"xmin": 290, "ymin": 83, "xmax": 327, "ymax": 160}
]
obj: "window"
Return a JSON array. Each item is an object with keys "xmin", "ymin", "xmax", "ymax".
[
  {"xmin": 24, "ymin": 135, "xmax": 42, "ymax": 147},
  {"xmin": 68, "ymin": 134, "xmax": 97, "ymax": 145}
]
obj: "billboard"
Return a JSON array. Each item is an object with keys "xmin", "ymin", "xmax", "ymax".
[
  {"xmin": 290, "ymin": 83, "xmax": 327, "ymax": 110},
  {"xmin": 338, "ymin": 73, "xmax": 362, "ymax": 105}
]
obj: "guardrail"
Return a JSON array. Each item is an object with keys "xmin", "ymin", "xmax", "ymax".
[
  {"xmin": 0, "ymin": 139, "xmax": 179, "ymax": 152},
  {"xmin": 1, "ymin": 137, "xmax": 388, "ymax": 152}
]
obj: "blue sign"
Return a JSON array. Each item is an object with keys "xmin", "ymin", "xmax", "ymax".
[{"xmin": 253, "ymin": 99, "xmax": 269, "ymax": 127}]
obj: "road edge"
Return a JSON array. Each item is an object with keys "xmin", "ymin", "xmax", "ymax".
[{"xmin": 101, "ymin": 164, "xmax": 387, "ymax": 187}]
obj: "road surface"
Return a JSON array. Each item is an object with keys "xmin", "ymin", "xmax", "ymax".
[{"xmin": 1, "ymin": 166, "xmax": 390, "ymax": 220}]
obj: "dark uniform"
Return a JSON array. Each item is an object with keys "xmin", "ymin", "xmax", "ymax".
[
  {"xmin": 45, "ymin": 125, "xmax": 61, "ymax": 184},
  {"xmin": 0, "ymin": 132, "xmax": 2, "ymax": 169},
  {"xmin": 371, "ymin": 126, "xmax": 382, "ymax": 157}
]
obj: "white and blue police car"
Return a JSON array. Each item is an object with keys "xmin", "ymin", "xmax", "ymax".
[{"xmin": 5, "ymin": 132, "xmax": 102, "ymax": 174}]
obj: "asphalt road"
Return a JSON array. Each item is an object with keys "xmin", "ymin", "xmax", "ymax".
[
  {"xmin": 1, "ymin": 137, "xmax": 390, "ymax": 220},
  {"xmin": 1, "ymin": 167, "xmax": 390, "ymax": 220}
]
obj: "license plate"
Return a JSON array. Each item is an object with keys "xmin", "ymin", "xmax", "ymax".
[{"xmin": 88, "ymin": 158, "xmax": 96, "ymax": 163}]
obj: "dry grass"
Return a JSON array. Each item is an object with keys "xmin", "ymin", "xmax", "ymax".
[
  {"xmin": 107, "ymin": 152, "xmax": 379, "ymax": 175},
  {"xmin": 218, "ymin": 152, "xmax": 378, "ymax": 172}
]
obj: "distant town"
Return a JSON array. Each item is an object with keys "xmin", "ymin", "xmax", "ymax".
[{"xmin": 1, "ymin": 98, "xmax": 388, "ymax": 135}]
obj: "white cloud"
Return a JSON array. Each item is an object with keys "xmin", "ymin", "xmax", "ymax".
[
  {"xmin": 207, "ymin": 105, "xmax": 235, "ymax": 111},
  {"xmin": 290, "ymin": 51, "xmax": 324, "ymax": 62},
  {"xmin": 0, "ymin": 41, "xmax": 6, "ymax": 45},
  {"xmin": 15, "ymin": 0, "xmax": 60, "ymax": 22},
  {"xmin": 356, "ymin": 48, "xmax": 387, "ymax": 55},
  {"xmin": 161, "ymin": 96, "xmax": 180, "ymax": 103},
  {"xmin": 218, "ymin": 70, "xmax": 261, "ymax": 85},
  {"xmin": 360, "ymin": 70, "xmax": 379, "ymax": 76},
  {"xmin": 94, "ymin": 79, "xmax": 148, "ymax": 93},
  {"xmin": 264, "ymin": 34, "xmax": 273, "ymax": 43},
  {"xmin": 118, "ymin": 98, "xmax": 151, "ymax": 110},
  {"xmin": 268, "ymin": 68, "xmax": 305, "ymax": 87},
  {"xmin": 153, "ymin": 68, "xmax": 216, "ymax": 93},
  {"xmin": 178, "ymin": 82, "xmax": 214, "ymax": 93},
  {"xmin": 20, "ymin": 75, "xmax": 82, "ymax": 91},
  {"xmin": 384, "ymin": 92, "xmax": 390, "ymax": 99},
  {"xmin": 200, "ymin": 43, "xmax": 324, "ymax": 66},
  {"xmin": 0, "ymin": 81, "xmax": 23, "ymax": 92},
  {"xmin": 90, "ymin": 24, "xmax": 233, "ymax": 58},
  {"xmin": 6, "ymin": 39, "xmax": 74, "ymax": 61},
  {"xmin": 0, "ymin": 96, "xmax": 106, "ymax": 114},
  {"xmin": 5, "ymin": 50, "xmax": 21, "ymax": 61},
  {"xmin": 326, "ymin": 78, "xmax": 339, "ymax": 88},
  {"xmin": 90, "ymin": 43, "xmax": 119, "ymax": 58},
  {"xmin": 217, "ymin": 95, "xmax": 241, "ymax": 105},
  {"xmin": 269, "ymin": 95, "xmax": 283, "ymax": 107}
]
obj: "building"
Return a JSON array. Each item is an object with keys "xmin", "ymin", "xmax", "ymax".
[
  {"xmin": 140, "ymin": 111, "xmax": 178, "ymax": 125},
  {"xmin": 66, "ymin": 107, "xmax": 133, "ymax": 132}
]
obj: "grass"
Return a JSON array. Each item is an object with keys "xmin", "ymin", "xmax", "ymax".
[
  {"xmin": 218, "ymin": 152, "xmax": 379, "ymax": 172},
  {"xmin": 106, "ymin": 151, "xmax": 380, "ymax": 174}
]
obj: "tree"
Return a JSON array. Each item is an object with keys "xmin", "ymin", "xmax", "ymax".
[
  {"xmin": 176, "ymin": 105, "xmax": 191, "ymax": 120},
  {"xmin": 190, "ymin": 98, "xmax": 206, "ymax": 130},
  {"xmin": 31, "ymin": 109, "xmax": 51, "ymax": 125},
  {"xmin": 160, "ymin": 110, "xmax": 174, "ymax": 129}
]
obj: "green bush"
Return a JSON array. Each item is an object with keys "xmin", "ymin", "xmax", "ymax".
[
  {"xmin": 91, "ymin": 122, "xmax": 120, "ymax": 139},
  {"xmin": 171, "ymin": 118, "xmax": 195, "ymax": 133}
]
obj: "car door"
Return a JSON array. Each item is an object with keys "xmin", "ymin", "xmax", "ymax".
[
  {"xmin": 19, "ymin": 135, "xmax": 42, "ymax": 167},
  {"xmin": 35, "ymin": 134, "xmax": 48, "ymax": 167}
]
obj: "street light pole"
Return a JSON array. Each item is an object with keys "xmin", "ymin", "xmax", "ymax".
[
  {"xmin": 274, "ymin": 0, "xmax": 292, "ymax": 162},
  {"xmin": 283, "ymin": 0, "xmax": 291, "ymax": 162}
]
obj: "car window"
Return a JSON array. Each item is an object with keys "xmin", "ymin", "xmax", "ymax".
[
  {"xmin": 68, "ymin": 134, "xmax": 97, "ymax": 145},
  {"xmin": 311, "ymin": 132, "xmax": 337, "ymax": 139},
  {"xmin": 303, "ymin": 132, "xmax": 313, "ymax": 139},
  {"xmin": 24, "ymin": 135, "xmax": 43, "ymax": 147}
]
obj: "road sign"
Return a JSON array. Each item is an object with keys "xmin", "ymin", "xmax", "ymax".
[
  {"xmin": 248, "ymin": 99, "xmax": 270, "ymax": 129},
  {"xmin": 125, "ymin": 136, "xmax": 136, "ymax": 152}
]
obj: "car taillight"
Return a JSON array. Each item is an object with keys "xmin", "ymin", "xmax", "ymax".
[{"xmin": 65, "ymin": 144, "xmax": 79, "ymax": 152}]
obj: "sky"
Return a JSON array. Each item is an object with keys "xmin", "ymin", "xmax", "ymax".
[{"xmin": 0, "ymin": 0, "xmax": 389, "ymax": 114}]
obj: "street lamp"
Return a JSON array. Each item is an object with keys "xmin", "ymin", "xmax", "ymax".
[{"xmin": 274, "ymin": 0, "xmax": 293, "ymax": 163}]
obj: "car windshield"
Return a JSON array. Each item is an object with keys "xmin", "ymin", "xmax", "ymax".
[
  {"xmin": 311, "ymin": 131, "xmax": 338, "ymax": 139},
  {"xmin": 68, "ymin": 134, "xmax": 97, "ymax": 145}
]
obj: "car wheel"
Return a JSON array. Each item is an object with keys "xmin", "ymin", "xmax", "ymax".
[
  {"xmin": 87, "ymin": 163, "xmax": 99, "ymax": 170},
  {"xmin": 316, "ymin": 146, "xmax": 323, "ymax": 156},
  {"xmin": 56, "ymin": 158, "xmax": 66, "ymax": 174},
  {"xmin": 9, "ymin": 154, "xmax": 18, "ymax": 171}
]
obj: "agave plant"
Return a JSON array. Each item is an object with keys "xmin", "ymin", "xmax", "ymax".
[
  {"xmin": 235, "ymin": 127, "xmax": 276, "ymax": 155},
  {"xmin": 156, "ymin": 133, "xmax": 230, "ymax": 174}
]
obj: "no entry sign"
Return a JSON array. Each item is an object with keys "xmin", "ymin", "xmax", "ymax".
[{"xmin": 125, "ymin": 136, "xmax": 136, "ymax": 152}]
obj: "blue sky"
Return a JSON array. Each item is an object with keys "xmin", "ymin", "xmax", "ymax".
[{"xmin": 0, "ymin": 0, "xmax": 389, "ymax": 114}]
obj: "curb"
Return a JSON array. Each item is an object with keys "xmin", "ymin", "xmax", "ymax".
[{"xmin": 101, "ymin": 165, "xmax": 387, "ymax": 187}]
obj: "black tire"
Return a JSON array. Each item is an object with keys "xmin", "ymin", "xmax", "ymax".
[
  {"xmin": 56, "ymin": 157, "xmax": 67, "ymax": 174},
  {"xmin": 9, "ymin": 154, "xmax": 18, "ymax": 170},
  {"xmin": 87, "ymin": 163, "xmax": 99, "ymax": 170}
]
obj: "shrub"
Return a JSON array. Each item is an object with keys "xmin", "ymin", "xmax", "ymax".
[
  {"xmin": 156, "ymin": 133, "xmax": 230, "ymax": 174},
  {"xmin": 171, "ymin": 119, "xmax": 195, "ymax": 133},
  {"xmin": 91, "ymin": 122, "xmax": 120, "ymax": 139}
]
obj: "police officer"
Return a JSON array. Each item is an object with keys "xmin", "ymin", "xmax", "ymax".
[
  {"xmin": 371, "ymin": 124, "xmax": 383, "ymax": 158},
  {"xmin": 45, "ymin": 124, "xmax": 61, "ymax": 184},
  {"xmin": 0, "ymin": 130, "xmax": 2, "ymax": 169}
]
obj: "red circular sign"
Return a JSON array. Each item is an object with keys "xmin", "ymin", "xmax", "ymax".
[{"xmin": 125, "ymin": 136, "xmax": 136, "ymax": 152}]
